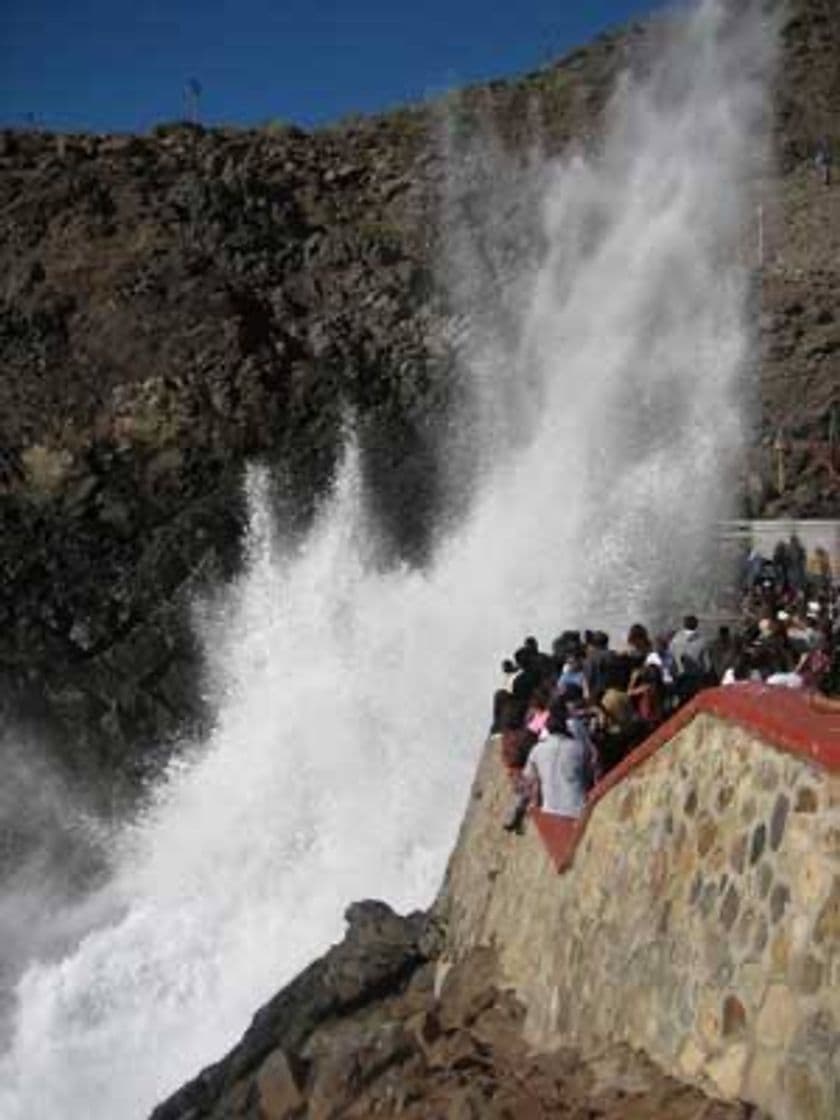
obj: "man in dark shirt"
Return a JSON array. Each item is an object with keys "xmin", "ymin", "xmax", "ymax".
[
  {"xmin": 509, "ymin": 646, "xmax": 542, "ymax": 726},
  {"xmin": 584, "ymin": 631, "xmax": 618, "ymax": 699}
]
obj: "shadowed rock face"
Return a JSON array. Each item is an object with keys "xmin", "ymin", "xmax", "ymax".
[
  {"xmin": 0, "ymin": 114, "xmax": 456, "ymax": 781},
  {"xmin": 149, "ymin": 900, "xmax": 762, "ymax": 1120},
  {"xmin": 0, "ymin": 0, "xmax": 838, "ymax": 779}
]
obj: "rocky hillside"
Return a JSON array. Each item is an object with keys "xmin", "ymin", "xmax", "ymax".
[
  {"xmin": 0, "ymin": 0, "xmax": 838, "ymax": 781},
  {"xmin": 0, "ymin": 114, "xmax": 451, "ymax": 785}
]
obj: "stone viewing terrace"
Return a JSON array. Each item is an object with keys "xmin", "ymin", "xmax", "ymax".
[
  {"xmin": 437, "ymin": 685, "xmax": 840, "ymax": 1120},
  {"xmin": 528, "ymin": 685, "xmax": 840, "ymax": 874}
]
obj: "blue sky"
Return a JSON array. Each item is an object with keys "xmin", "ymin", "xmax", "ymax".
[{"xmin": 2, "ymin": 1, "xmax": 667, "ymax": 133}]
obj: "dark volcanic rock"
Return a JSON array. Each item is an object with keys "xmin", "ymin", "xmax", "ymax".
[
  {"xmin": 0, "ymin": 445, "xmax": 246, "ymax": 786},
  {"xmin": 0, "ymin": 112, "xmax": 453, "ymax": 779}
]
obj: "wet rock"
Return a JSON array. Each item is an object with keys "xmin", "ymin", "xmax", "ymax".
[
  {"xmin": 306, "ymin": 1020, "xmax": 414, "ymax": 1120},
  {"xmin": 150, "ymin": 901, "xmax": 429, "ymax": 1119},
  {"xmin": 254, "ymin": 1049, "xmax": 306, "ymax": 1119}
]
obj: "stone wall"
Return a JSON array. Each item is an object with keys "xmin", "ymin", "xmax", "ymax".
[{"xmin": 436, "ymin": 707, "xmax": 840, "ymax": 1120}]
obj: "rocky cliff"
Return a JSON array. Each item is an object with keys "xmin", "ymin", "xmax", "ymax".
[
  {"xmin": 1, "ymin": 0, "xmax": 839, "ymax": 782},
  {"xmin": 0, "ymin": 112, "xmax": 451, "ymax": 787}
]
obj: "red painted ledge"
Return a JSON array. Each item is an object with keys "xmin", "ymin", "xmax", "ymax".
[{"xmin": 527, "ymin": 685, "xmax": 840, "ymax": 874}]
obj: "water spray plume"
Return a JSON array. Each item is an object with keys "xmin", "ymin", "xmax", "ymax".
[{"xmin": 0, "ymin": 2, "xmax": 776, "ymax": 1115}]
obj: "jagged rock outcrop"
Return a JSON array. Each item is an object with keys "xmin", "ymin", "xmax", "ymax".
[
  {"xmin": 0, "ymin": 0, "xmax": 838, "ymax": 777},
  {"xmin": 150, "ymin": 900, "xmax": 434, "ymax": 1120},
  {"xmin": 150, "ymin": 901, "xmax": 758, "ymax": 1120}
]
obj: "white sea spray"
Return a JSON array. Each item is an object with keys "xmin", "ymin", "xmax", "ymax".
[{"xmin": 0, "ymin": 3, "xmax": 775, "ymax": 1115}]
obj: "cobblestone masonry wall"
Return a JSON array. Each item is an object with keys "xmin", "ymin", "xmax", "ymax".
[{"xmin": 437, "ymin": 713, "xmax": 840, "ymax": 1120}]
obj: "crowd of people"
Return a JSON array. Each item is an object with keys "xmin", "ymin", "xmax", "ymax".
[{"xmin": 493, "ymin": 534, "xmax": 839, "ymax": 834}]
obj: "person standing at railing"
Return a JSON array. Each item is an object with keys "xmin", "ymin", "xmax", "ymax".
[
  {"xmin": 788, "ymin": 534, "xmax": 807, "ymax": 596},
  {"xmin": 669, "ymin": 615, "xmax": 712, "ymax": 703},
  {"xmin": 744, "ymin": 544, "xmax": 765, "ymax": 592},
  {"xmin": 563, "ymin": 684, "xmax": 602, "ymax": 783},
  {"xmin": 583, "ymin": 630, "xmax": 618, "ymax": 700},
  {"xmin": 521, "ymin": 710, "xmax": 593, "ymax": 818}
]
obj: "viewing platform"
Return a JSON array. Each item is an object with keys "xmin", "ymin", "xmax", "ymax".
[
  {"xmin": 530, "ymin": 685, "xmax": 840, "ymax": 873},
  {"xmin": 437, "ymin": 684, "xmax": 840, "ymax": 1120}
]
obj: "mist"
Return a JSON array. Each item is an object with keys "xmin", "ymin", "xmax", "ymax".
[{"xmin": 0, "ymin": 2, "xmax": 775, "ymax": 1116}]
